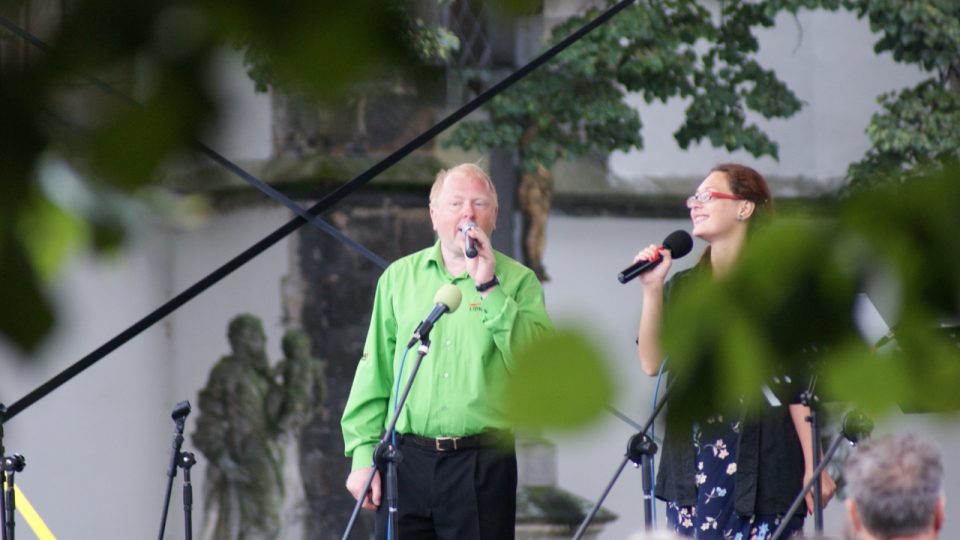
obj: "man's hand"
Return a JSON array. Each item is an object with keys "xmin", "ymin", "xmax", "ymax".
[
  {"xmin": 464, "ymin": 225, "xmax": 497, "ymax": 292},
  {"xmin": 346, "ymin": 467, "xmax": 381, "ymax": 511}
]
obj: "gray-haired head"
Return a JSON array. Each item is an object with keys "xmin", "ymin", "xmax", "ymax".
[{"xmin": 845, "ymin": 434, "xmax": 944, "ymax": 538}]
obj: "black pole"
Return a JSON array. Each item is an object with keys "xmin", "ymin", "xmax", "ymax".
[
  {"xmin": 0, "ymin": 404, "xmax": 6, "ymax": 540},
  {"xmin": 180, "ymin": 452, "xmax": 196, "ymax": 540},
  {"xmin": 571, "ymin": 456, "xmax": 631, "ymax": 540},
  {"xmin": 2, "ymin": 463, "xmax": 12, "ymax": 540},
  {"xmin": 572, "ymin": 379, "xmax": 674, "ymax": 540},
  {"xmin": 157, "ymin": 401, "xmax": 191, "ymax": 540},
  {"xmin": 342, "ymin": 338, "xmax": 433, "ymax": 540},
  {"xmin": 639, "ymin": 443, "xmax": 656, "ymax": 530},
  {"xmin": 810, "ymin": 406, "xmax": 824, "ymax": 533},
  {"xmin": 0, "ymin": 454, "xmax": 25, "ymax": 540},
  {"xmin": 798, "ymin": 377, "xmax": 825, "ymax": 534}
]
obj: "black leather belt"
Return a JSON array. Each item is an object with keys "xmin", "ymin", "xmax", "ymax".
[{"xmin": 398, "ymin": 430, "xmax": 512, "ymax": 452}]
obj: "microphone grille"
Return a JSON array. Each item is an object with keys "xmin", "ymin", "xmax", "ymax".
[
  {"xmin": 433, "ymin": 283, "xmax": 463, "ymax": 313},
  {"xmin": 663, "ymin": 230, "xmax": 694, "ymax": 259}
]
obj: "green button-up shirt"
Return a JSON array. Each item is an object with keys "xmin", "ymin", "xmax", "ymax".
[{"xmin": 341, "ymin": 241, "xmax": 554, "ymax": 470}]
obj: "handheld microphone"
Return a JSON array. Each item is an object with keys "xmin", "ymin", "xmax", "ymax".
[
  {"xmin": 618, "ymin": 230, "xmax": 694, "ymax": 284},
  {"xmin": 459, "ymin": 221, "xmax": 478, "ymax": 258},
  {"xmin": 406, "ymin": 284, "xmax": 463, "ymax": 347}
]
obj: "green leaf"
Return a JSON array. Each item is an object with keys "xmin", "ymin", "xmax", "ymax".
[{"xmin": 506, "ymin": 328, "xmax": 615, "ymax": 430}]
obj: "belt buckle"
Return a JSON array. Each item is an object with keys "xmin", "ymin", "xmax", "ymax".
[{"xmin": 435, "ymin": 436, "xmax": 460, "ymax": 451}]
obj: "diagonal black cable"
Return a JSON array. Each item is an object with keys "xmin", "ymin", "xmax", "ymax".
[
  {"xmin": 3, "ymin": 0, "xmax": 640, "ymax": 422},
  {"xmin": 0, "ymin": 15, "xmax": 389, "ymax": 270}
]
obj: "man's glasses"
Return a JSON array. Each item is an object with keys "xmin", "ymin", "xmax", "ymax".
[{"xmin": 685, "ymin": 190, "xmax": 743, "ymax": 208}]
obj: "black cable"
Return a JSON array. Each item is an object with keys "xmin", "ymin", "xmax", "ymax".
[
  {"xmin": 0, "ymin": 15, "xmax": 389, "ymax": 270},
  {"xmin": 3, "ymin": 0, "xmax": 640, "ymax": 421}
]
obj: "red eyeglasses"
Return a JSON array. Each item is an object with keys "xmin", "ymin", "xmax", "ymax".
[{"xmin": 685, "ymin": 190, "xmax": 743, "ymax": 208}]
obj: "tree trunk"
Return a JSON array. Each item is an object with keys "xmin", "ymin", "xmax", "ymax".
[{"xmin": 517, "ymin": 162, "xmax": 552, "ymax": 282}]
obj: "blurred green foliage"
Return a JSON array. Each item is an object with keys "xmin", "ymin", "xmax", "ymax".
[
  {"xmin": 0, "ymin": 0, "xmax": 417, "ymax": 354},
  {"xmin": 659, "ymin": 164, "xmax": 960, "ymax": 423},
  {"xmin": 0, "ymin": 0, "xmax": 541, "ymax": 354},
  {"xmin": 507, "ymin": 329, "xmax": 614, "ymax": 430}
]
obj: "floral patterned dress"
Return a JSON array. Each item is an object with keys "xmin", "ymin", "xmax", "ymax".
[{"xmin": 664, "ymin": 415, "xmax": 805, "ymax": 540}]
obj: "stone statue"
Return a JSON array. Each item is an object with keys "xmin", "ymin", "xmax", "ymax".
[
  {"xmin": 193, "ymin": 314, "xmax": 283, "ymax": 540},
  {"xmin": 272, "ymin": 330, "xmax": 327, "ymax": 538}
]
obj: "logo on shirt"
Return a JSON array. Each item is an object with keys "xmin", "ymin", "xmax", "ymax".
[{"xmin": 468, "ymin": 302, "xmax": 482, "ymax": 312}]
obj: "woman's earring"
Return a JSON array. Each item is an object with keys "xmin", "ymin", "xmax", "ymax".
[{"xmin": 736, "ymin": 213, "xmax": 744, "ymax": 222}]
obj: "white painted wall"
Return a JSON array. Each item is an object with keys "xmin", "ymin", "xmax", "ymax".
[
  {"xmin": 0, "ymin": 205, "xmax": 291, "ymax": 539},
  {"xmin": 1, "ymin": 233, "xmax": 172, "ymax": 537},
  {"xmin": 203, "ymin": 47, "xmax": 275, "ymax": 162}
]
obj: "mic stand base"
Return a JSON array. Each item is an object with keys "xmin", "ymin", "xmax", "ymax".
[{"xmin": 572, "ymin": 381, "xmax": 673, "ymax": 540}]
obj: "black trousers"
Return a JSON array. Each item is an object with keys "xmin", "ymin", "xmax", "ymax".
[{"xmin": 374, "ymin": 438, "xmax": 517, "ymax": 540}]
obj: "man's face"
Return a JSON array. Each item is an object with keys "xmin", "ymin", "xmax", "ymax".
[{"xmin": 429, "ymin": 170, "xmax": 498, "ymax": 256}]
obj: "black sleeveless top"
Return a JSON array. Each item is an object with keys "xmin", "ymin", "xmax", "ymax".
[{"xmin": 653, "ymin": 266, "xmax": 806, "ymax": 516}]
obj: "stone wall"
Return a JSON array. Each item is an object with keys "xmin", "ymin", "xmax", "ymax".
[{"xmin": 290, "ymin": 191, "xmax": 433, "ymax": 538}]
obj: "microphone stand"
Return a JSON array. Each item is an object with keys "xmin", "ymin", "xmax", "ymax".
[
  {"xmin": 572, "ymin": 379, "xmax": 674, "ymax": 540},
  {"xmin": 157, "ymin": 400, "xmax": 193, "ymax": 540},
  {"xmin": 1, "ymin": 404, "xmax": 7, "ymax": 540},
  {"xmin": 1, "ymin": 403, "xmax": 25, "ymax": 540},
  {"xmin": 342, "ymin": 337, "xmax": 433, "ymax": 540},
  {"xmin": 1, "ymin": 452, "xmax": 25, "ymax": 540},
  {"xmin": 179, "ymin": 451, "xmax": 196, "ymax": 540},
  {"xmin": 800, "ymin": 376, "xmax": 825, "ymax": 534},
  {"xmin": 769, "ymin": 410, "xmax": 873, "ymax": 540}
]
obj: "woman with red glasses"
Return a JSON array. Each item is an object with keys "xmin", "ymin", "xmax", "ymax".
[{"xmin": 632, "ymin": 163, "xmax": 836, "ymax": 539}]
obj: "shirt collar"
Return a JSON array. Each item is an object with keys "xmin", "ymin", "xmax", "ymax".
[
  {"xmin": 424, "ymin": 240, "xmax": 444, "ymax": 270},
  {"xmin": 424, "ymin": 240, "xmax": 473, "ymax": 282}
]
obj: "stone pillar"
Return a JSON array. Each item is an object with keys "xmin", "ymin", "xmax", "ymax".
[{"xmin": 516, "ymin": 434, "xmax": 617, "ymax": 539}]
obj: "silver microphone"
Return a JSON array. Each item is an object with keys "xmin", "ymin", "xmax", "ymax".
[{"xmin": 458, "ymin": 221, "xmax": 478, "ymax": 258}]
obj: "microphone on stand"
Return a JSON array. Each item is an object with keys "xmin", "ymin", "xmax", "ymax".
[
  {"xmin": 406, "ymin": 284, "xmax": 463, "ymax": 348},
  {"xmin": 459, "ymin": 221, "xmax": 479, "ymax": 258},
  {"xmin": 617, "ymin": 230, "xmax": 694, "ymax": 284}
]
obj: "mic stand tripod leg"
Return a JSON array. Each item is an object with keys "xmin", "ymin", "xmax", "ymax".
[
  {"xmin": 342, "ymin": 339, "xmax": 432, "ymax": 540},
  {"xmin": 571, "ymin": 456, "xmax": 631, "ymax": 540},
  {"xmin": 769, "ymin": 432, "xmax": 843, "ymax": 540},
  {"xmin": 572, "ymin": 380, "xmax": 674, "ymax": 540},
  {"xmin": 769, "ymin": 410, "xmax": 873, "ymax": 540}
]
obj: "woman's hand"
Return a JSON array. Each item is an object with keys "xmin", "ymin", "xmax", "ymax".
[
  {"xmin": 634, "ymin": 244, "xmax": 672, "ymax": 288},
  {"xmin": 804, "ymin": 468, "xmax": 837, "ymax": 514}
]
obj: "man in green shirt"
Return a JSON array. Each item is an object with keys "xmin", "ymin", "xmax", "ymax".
[{"xmin": 341, "ymin": 163, "xmax": 554, "ymax": 539}]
